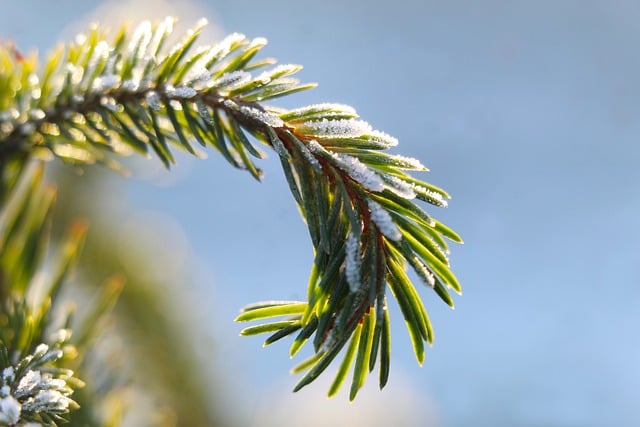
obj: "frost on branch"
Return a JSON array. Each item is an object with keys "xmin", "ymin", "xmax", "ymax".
[
  {"xmin": 212, "ymin": 71, "xmax": 252, "ymax": 90},
  {"xmin": 333, "ymin": 152, "xmax": 385, "ymax": 192},
  {"xmin": 0, "ymin": 342, "xmax": 76, "ymax": 426},
  {"xmin": 0, "ymin": 17, "xmax": 462, "ymax": 402},
  {"xmin": 345, "ymin": 232, "xmax": 362, "ymax": 292},
  {"xmin": 299, "ymin": 119, "xmax": 372, "ymax": 138},
  {"xmin": 367, "ymin": 199, "xmax": 402, "ymax": 241}
]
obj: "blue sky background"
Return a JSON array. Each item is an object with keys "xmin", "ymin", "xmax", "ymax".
[{"xmin": 2, "ymin": 1, "xmax": 639, "ymax": 426}]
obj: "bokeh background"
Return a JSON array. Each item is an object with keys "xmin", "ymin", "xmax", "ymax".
[{"xmin": 2, "ymin": 0, "xmax": 639, "ymax": 426}]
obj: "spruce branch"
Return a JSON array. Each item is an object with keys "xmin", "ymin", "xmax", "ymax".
[
  {"xmin": 0, "ymin": 341, "xmax": 78, "ymax": 426},
  {"xmin": 0, "ymin": 162, "xmax": 124, "ymax": 425},
  {"xmin": 0, "ymin": 17, "xmax": 463, "ymax": 400}
]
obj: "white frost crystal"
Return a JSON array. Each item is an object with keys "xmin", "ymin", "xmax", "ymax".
[
  {"xmin": 145, "ymin": 91, "xmax": 161, "ymax": 111},
  {"xmin": 413, "ymin": 256, "xmax": 436, "ymax": 287},
  {"xmin": 367, "ymin": 200, "xmax": 402, "ymax": 241},
  {"xmin": 383, "ymin": 175, "xmax": 416, "ymax": 199},
  {"xmin": 186, "ymin": 66, "xmax": 212, "ymax": 86},
  {"xmin": 309, "ymin": 142, "xmax": 384, "ymax": 191},
  {"xmin": 166, "ymin": 85, "xmax": 197, "ymax": 99},
  {"xmin": 87, "ymin": 41, "xmax": 109, "ymax": 73},
  {"xmin": 0, "ymin": 396, "xmax": 20, "ymax": 425},
  {"xmin": 301, "ymin": 119, "xmax": 372, "ymax": 138},
  {"xmin": 249, "ymin": 37, "xmax": 268, "ymax": 49},
  {"xmin": 33, "ymin": 344, "xmax": 49, "ymax": 358},
  {"xmin": 255, "ymin": 64, "xmax": 301, "ymax": 84},
  {"xmin": 92, "ymin": 73, "xmax": 120, "ymax": 91},
  {"xmin": 194, "ymin": 33, "xmax": 246, "ymax": 72},
  {"xmin": 15, "ymin": 370, "xmax": 41, "ymax": 397},
  {"xmin": 237, "ymin": 105, "xmax": 283, "ymax": 128},
  {"xmin": 196, "ymin": 99, "xmax": 213, "ymax": 123},
  {"xmin": 290, "ymin": 103, "xmax": 356, "ymax": 117},
  {"xmin": 128, "ymin": 20, "xmax": 152, "ymax": 60},
  {"xmin": 121, "ymin": 79, "xmax": 139, "ymax": 92},
  {"xmin": 299, "ymin": 140, "xmax": 321, "ymax": 169},
  {"xmin": 345, "ymin": 232, "xmax": 362, "ymax": 292},
  {"xmin": 65, "ymin": 63, "xmax": 83, "ymax": 85},
  {"xmin": 333, "ymin": 153, "xmax": 384, "ymax": 192},
  {"xmin": 307, "ymin": 139, "xmax": 325, "ymax": 154},
  {"xmin": 148, "ymin": 16, "xmax": 175, "ymax": 55},
  {"xmin": 22, "ymin": 390, "xmax": 71, "ymax": 412},
  {"xmin": 214, "ymin": 71, "xmax": 252, "ymax": 89},
  {"xmin": 413, "ymin": 184, "xmax": 448, "ymax": 207},
  {"xmin": 0, "ymin": 342, "xmax": 75, "ymax": 425},
  {"xmin": 367, "ymin": 130, "xmax": 398, "ymax": 147},
  {"xmin": 2, "ymin": 368, "xmax": 14, "ymax": 384},
  {"xmin": 389, "ymin": 154, "xmax": 427, "ymax": 170}
]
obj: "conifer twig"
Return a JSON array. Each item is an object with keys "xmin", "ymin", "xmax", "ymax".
[{"xmin": 0, "ymin": 17, "xmax": 462, "ymax": 400}]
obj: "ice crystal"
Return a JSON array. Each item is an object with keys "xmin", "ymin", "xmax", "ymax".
[
  {"xmin": 0, "ymin": 343, "xmax": 75, "ymax": 425},
  {"xmin": 15, "ymin": 371, "xmax": 41, "ymax": 398},
  {"xmin": 128, "ymin": 20, "xmax": 152, "ymax": 60},
  {"xmin": 186, "ymin": 66, "xmax": 212, "ymax": 87},
  {"xmin": 237, "ymin": 105, "xmax": 284, "ymax": 128},
  {"xmin": 145, "ymin": 91, "xmax": 161, "ymax": 111},
  {"xmin": 249, "ymin": 37, "xmax": 268, "ymax": 49},
  {"xmin": 0, "ymin": 396, "xmax": 20, "ymax": 425},
  {"xmin": 288, "ymin": 103, "xmax": 356, "ymax": 118},
  {"xmin": 299, "ymin": 140, "xmax": 321, "ymax": 169},
  {"xmin": 196, "ymin": 99, "xmax": 213, "ymax": 123},
  {"xmin": 64, "ymin": 63, "xmax": 83, "ymax": 85},
  {"xmin": 39, "ymin": 349, "xmax": 63, "ymax": 365},
  {"xmin": 309, "ymin": 141, "xmax": 382, "ymax": 188},
  {"xmin": 248, "ymin": 78, "xmax": 299, "ymax": 102},
  {"xmin": 383, "ymin": 175, "xmax": 416, "ymax": 199},
  {"xmin": 199, "ymin": 33, "xmax": 246, "ymax": 70},
  {"xmin": 367, "ymin": 199, "xmax": 402, "ymax": 241},
  {"xmin": 87, "ymin": 41, "xmax": 110, "ymax": 73},
  {"xmin": 412, "ymin": 256, "xmax": 436, "ymax": 288},
  {"xmin": 413, "ymin": 185, "xmax": 448, "ymax": 207},
  {"xmin": 121, "ymin": 79, "xmax": 139, "ymax": 92},
  {"xmin": 213, "ymin": 71, "xmax": 252, "ymax": 90},
  {"xmin": 301, "ymin": 119, "xmax": 372, "ymax": 138},
  {"xmin": 255, "ymin": 64, "xmax": 302, "ymax": 84},
  {"xmin": 148, "ymin": 16, "xmax": 175, "ymax": 56},
  {"xmin": 22, "ymin": 390, "xmax": 71, "ymax": 412},
  {"xmin": 92, "ymin": 73, "xmax": 120, "ymax": 92},
  {"xmin": 333, "ymin": 152, "xmax": 384, "ymax": 192},
  {"xmin": 345, "ymin": 232, "xmax": 362, "ymax": 292},
  {"xmin": 307, "ymin": 139, "xmax": 325, "ymax": 154},
  {"xmin": 2, "ymin": 368, "xmax": 14, "ymax": 385},
  {"xmin": 367, "ymin": 130, "xmax": 398, "ymax": 147},
  {"xmin": 387, "ymin": 154, "xmax": 427, "ymax": 170},
  {"xmin": 166, "ymin": 85, "xmax": 197, "ymax": 99}
]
